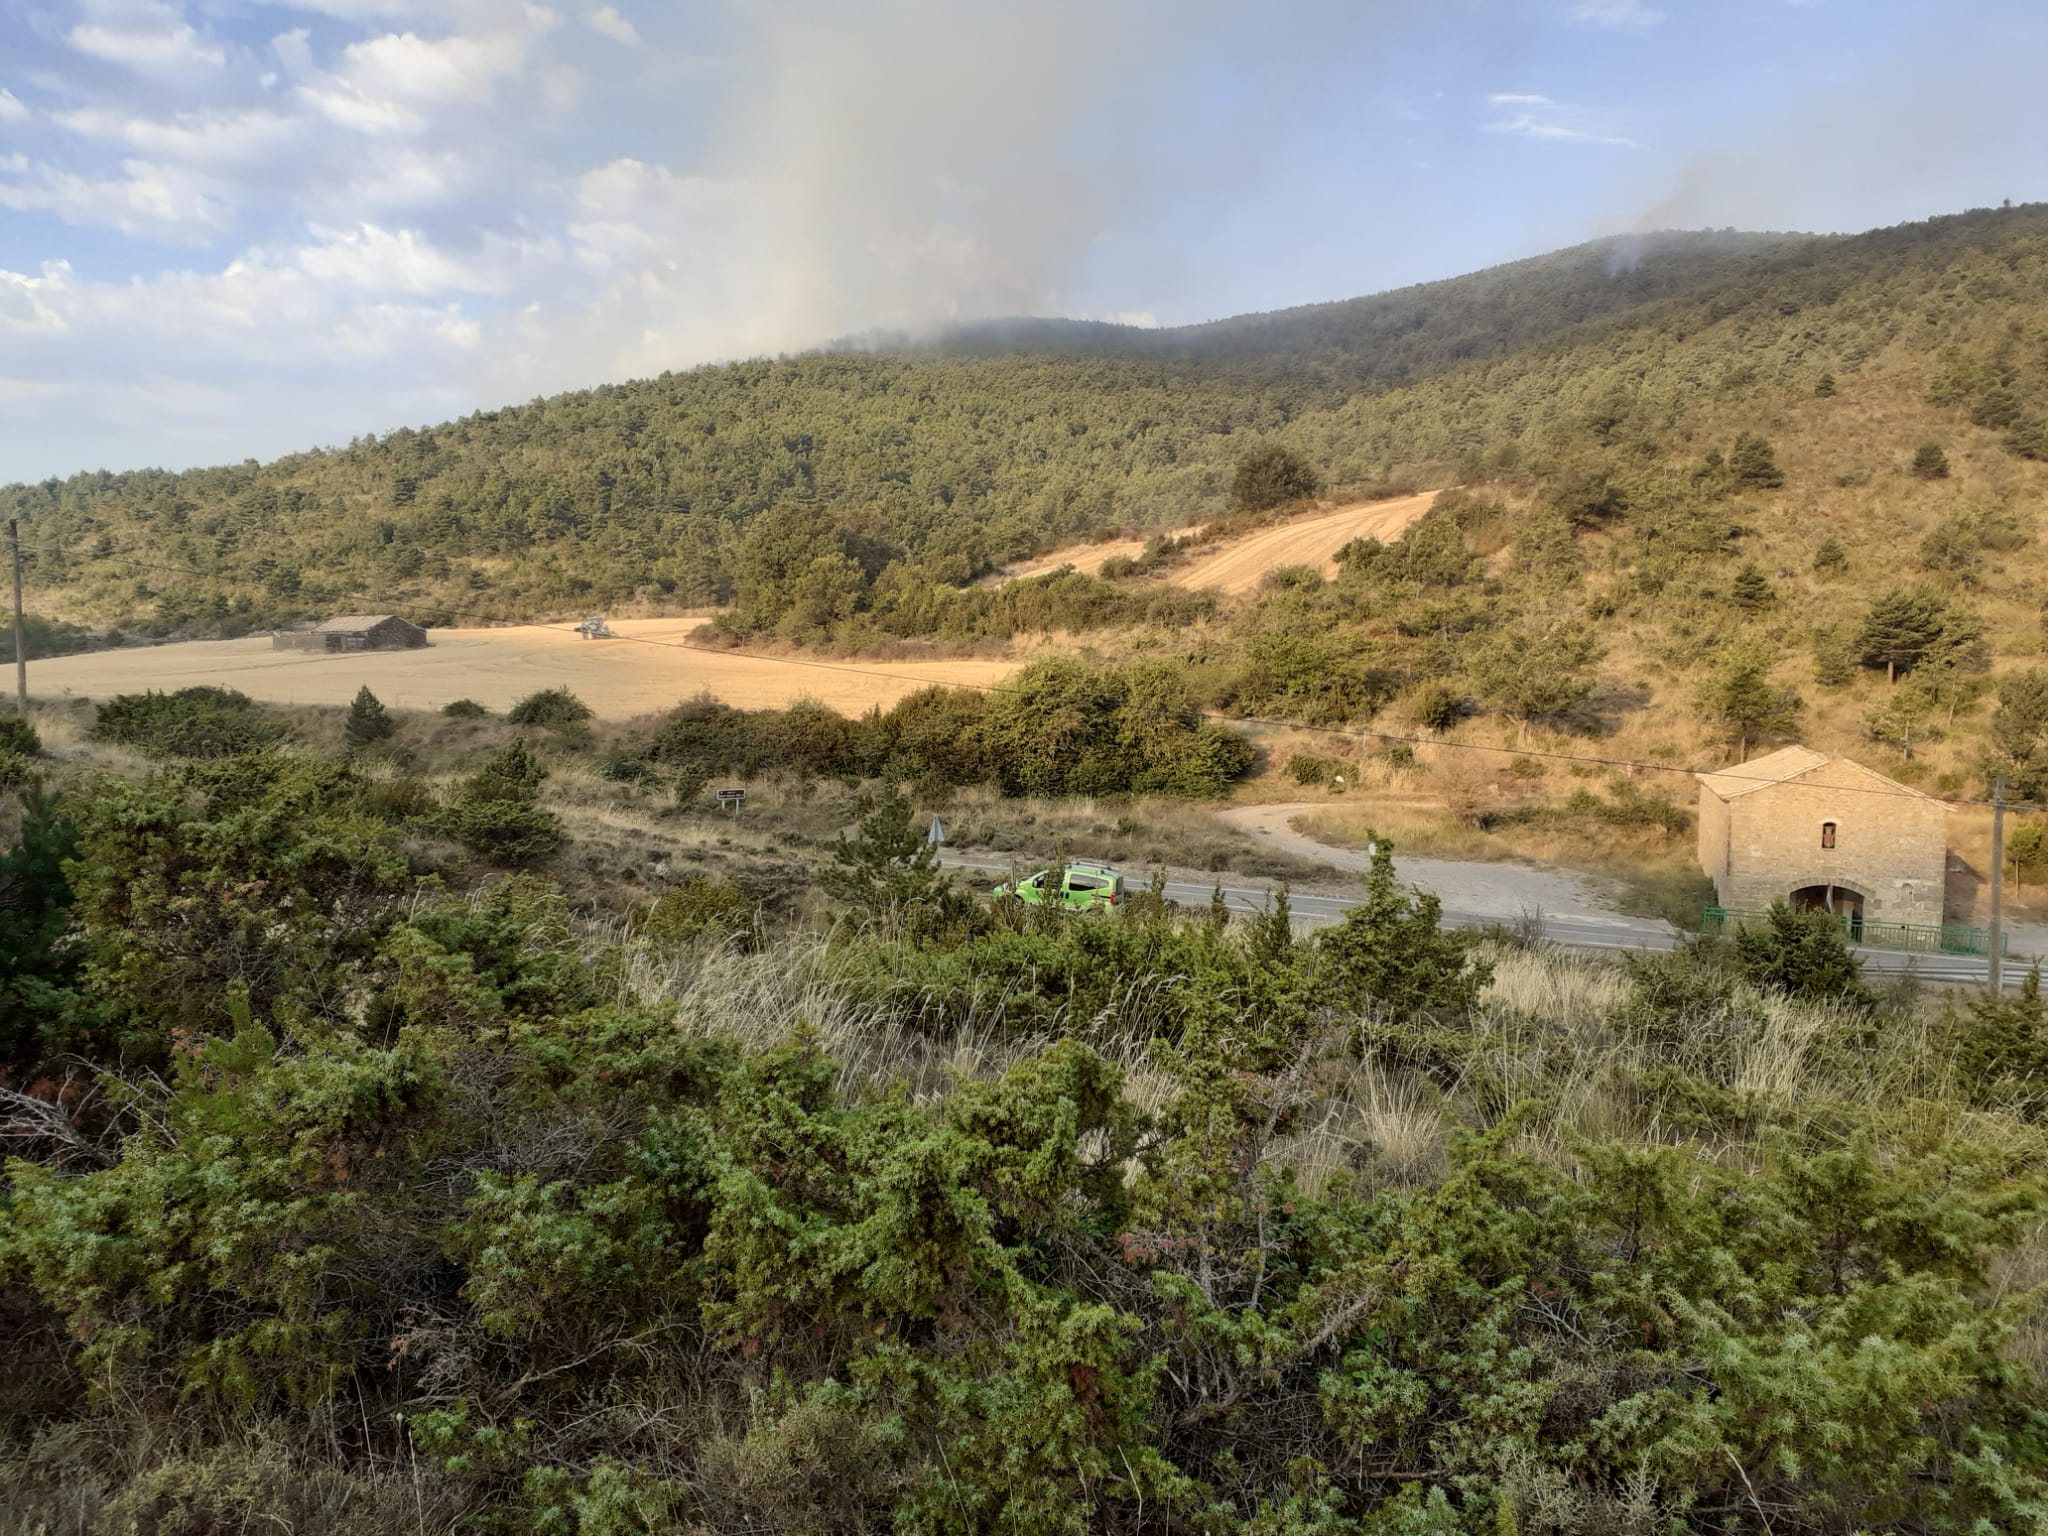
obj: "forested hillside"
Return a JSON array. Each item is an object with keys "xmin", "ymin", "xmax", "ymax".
[
  {"xmin": 9, "ymin": 204, "xmax": 2048, "ymax": 801},
  {"xmin": 0, "ymin": 225, "xmax": 1839, "ymax": 634}
]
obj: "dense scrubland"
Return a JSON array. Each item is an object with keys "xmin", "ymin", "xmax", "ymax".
[{"xmin": 6, "ymin": 684, "xmax": 2048, "ymax": 1535}]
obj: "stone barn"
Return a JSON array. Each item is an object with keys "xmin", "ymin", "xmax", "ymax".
[
  {"xmin": 272, "ymin": 615, "xmax": 428, "ymax": 653},
  {"xmin": 1695, "ymin": 746, "xmax": 1948, "ymax": 930}
]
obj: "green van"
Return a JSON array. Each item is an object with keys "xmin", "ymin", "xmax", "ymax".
[{"xmin": 994, "ymin": 861, "xmax": 1126, "ymax": 913}]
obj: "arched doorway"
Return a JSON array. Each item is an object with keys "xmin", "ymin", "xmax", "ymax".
[{"xmin": 1790, "ymin": 883, "xmax": 1864, "ymax": 939}]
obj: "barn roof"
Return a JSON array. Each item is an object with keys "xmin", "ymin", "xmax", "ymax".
[
  {"xmin": 312, "ymin": 614, "xmax": 410, "ymax": 633},
  {"xmin": 1696, "ymin": 745, "xmax": 1940, "ymax": 804}
]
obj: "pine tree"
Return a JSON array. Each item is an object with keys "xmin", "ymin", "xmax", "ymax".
[
  {"xmin": 1812, "ymin": 635, "xmax": 1856, "ymax": 689},
  {"xmin": 1317, "ymin": 838, "xmax": 1491, "ymax": 1017},
  {"xmin": 1987, "ymin": 668, "xmax": 2048, "ymax": 803},
  {"xmin": 1730, "ymin": 561, "xmax": 1775, "ymax": 611},
  {"xmin": 1700, "ymin": 642, "xmax": 1802, "ymax": 756},
  {"xmin": 1812, "ymin": 535, "xmax": 1848, "ymax": 576},
  {"xmin": 1911, "ymin": 441, "xmax": 1951, "ymax": 480},
  {"xmin": 342, "ymin": 685, "xmax": 395, "ymax": 749},
  {"xmin": 1856, "ymin": 585, "xmax": 1952, "ymax": 684},
  {"xmin": 819, "ymin": 784, "xmax": 951, "ymax": 917},
  {"xmin": 1729, "ymin": 432, "xmax": 1785, "ymax": 489},
  {"xmin": 1250, "ymin": 884, "xmax": 1295, "ymax": 968},
  {"xmin": 1863, "ymin": 682, "xmax": 1940, "ymax": 757}
]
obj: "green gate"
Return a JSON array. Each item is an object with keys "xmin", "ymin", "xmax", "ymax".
[{"xmin": 1699, "ymin": 907, "xmax": 2006, "ymax": 957}]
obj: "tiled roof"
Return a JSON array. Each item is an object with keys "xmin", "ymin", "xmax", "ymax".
[{"xmin": 1696, "ymin": 745, "xmax": 1938, "ymax": 803}]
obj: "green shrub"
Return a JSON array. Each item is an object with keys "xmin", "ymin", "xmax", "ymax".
[
  {"xmin": 1949, "ymin": 968, "xmax": 2048, "ymax": 1114},
  {"xmin": 597, "ymin": 751, "xmax": 655, "ymax": 783},
  {"xmin": 0, "ymin": 712, "xmax": 40, "ymax": 757},
  {"xmin": 1287, "ymin": 753, "xmax": 1340, "ymax": 786},
  {"xmin": 1911, "ymin": 440, "xmax": 1951, "ymax": 479},
  {"xmin": 982, "ymin": 658, "xmax": 1253, "ymax": 797},
  {"xmin": 91, "ymin": 687, "xmax": 289, "ymax": 759},
  {"xmin": 442, "ymin": 698, "xmax": 490, "ymax": 719},
  {"xmin": 1408, "ymin": 682, "xmax": 1466, "ymax": 733},
  {"xmin": 507, "ymin": 687, "xmax": 593, "ymax": 729},
  {"xmin": 1286, "ymin": 753, "xmax": 1335, "ymax": 786},
  {"xmin": 1731, "ymin": 901, "xmax": 1871, "ymax": 1006},
  {"xmin": 435, "ymin": 740, "xmax": 562, "ymax": 864},
  {"xmin": 1229, "ymin": 444, "xmax": 1321, "ymax": 513},
  {"xmin": 639, "ymin": 876, "xmax": 759, "ymax": 944}
]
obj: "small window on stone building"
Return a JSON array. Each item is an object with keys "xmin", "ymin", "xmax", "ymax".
[{"xmin": 1821, "ymin": 821, "xmax": 1837, "ymax": 850}]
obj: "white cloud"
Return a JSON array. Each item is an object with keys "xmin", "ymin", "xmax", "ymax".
[
  {"xmin": 0, "ymin": 157, "xmax": 233, "ymax": 242},
  {"xmin": 69, "ymin": 3, "xmax": 229, "ymax": 79},
  {"xmin": 342, "ymin": 28, "xmax": 533, "ymax": 103},
  {"xmin": 1483, "ymin": 92, "xmax": 1638, "ymax": 148},
  {"xmin": 54, "ymin": 107, "xmax": 302, "ymax": 168},
  {"xmin": 1569, "ymin": 0, "xmax": 1664, "ymax": 27},
  {"xmin": 0, "ymin": 264, "xmax": 73, "ymax": 334},
  {"xmin": 584, "ymin": 6, "xmax": 638, "ymax": 45},
  {"xmin": 297, "ymin": 9, "xmax": 558, "ymax": 134},
  {"xmin": 0, "ymin": 90, "xmax": 29, "ymax": 125},
  {"xmin": 290, "ymin": 222, "xmax": 547, "ymax": 294}
]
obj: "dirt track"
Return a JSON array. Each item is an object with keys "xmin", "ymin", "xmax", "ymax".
[
  {"xmin": 1168, "ymin": 492, "xmax": 1437, "ymax": 594},
  {"xmin": 27, "ymin": 619, "xmax": 1019, "ymax": 721},
  {"xmin": 991, "ymin": 493, "xmax": 1437, "ymax": 594}
]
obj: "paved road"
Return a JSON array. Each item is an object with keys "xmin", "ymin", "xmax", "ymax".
[{"xmin": 940, "ymin": 854, "xmax": 2025, "ymax": 988}]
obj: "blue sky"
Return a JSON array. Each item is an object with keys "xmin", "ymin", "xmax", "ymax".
[{"xmin": 0, "ymin": 0, "xmax": 2042, "ymax": 482}]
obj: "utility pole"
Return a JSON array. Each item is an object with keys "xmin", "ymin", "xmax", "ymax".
[
  {"xmin": 1989, "ymin": 775, "xmax": 2007, "ymax": 995},
  {"xmin": 7, "ymin": 519, "xmax": 24, "ymax": 715}
]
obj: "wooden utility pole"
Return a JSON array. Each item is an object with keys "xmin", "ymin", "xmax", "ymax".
[
  {"xmin": 1989, "ymin": 776, "xmax": 2008, "ymax": 995},
  {"xmin": 7, "ymin": 519, "xmax": 24, "ymax": 715}
]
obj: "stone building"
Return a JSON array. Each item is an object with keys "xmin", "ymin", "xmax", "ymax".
[
  {"xmin": 1695, "ymin": 745, "xmax": 1948, "ymax": 929},
  {"xmin": 272, "ymin": 615, "xmax": 428, "ymax": 653}
]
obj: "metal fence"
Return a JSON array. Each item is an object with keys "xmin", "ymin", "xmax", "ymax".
[{"xmin": 1699, "ymin": 906, "xmax": 2008, "ymax": 957}]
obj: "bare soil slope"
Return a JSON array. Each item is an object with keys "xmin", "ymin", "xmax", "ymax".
[
  {"xmin": 990, "ymin": 492, "xmax": 1437, "ymax": 593},
  {"xmin": 1168, "ymin": 492, "xmax": 1437, "ymax": 594},
  {"xmin": 29, "ymin": 619, "xmax": 1018, "ymax": 720}
]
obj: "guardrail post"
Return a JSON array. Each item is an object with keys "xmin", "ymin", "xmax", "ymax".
[{"xmin": 1990, "ymin": 777, "xmax": 2007, "ymax": 995}]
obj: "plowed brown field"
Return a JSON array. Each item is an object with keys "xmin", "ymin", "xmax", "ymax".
[{"xmin": 29, "ymin": 619, "xmax": 1019, "ymax": 721}]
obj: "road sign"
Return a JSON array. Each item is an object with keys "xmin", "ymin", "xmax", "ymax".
[
  {"xmin": 928, "ymin": 815, "xmax": 945, "ymax": 846},
  {"xmin": 716, "ymin": 788, "xmax": 746, "ymax": 811}
]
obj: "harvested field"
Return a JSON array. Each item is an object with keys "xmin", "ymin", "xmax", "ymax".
[
  {"xmin": 28, "ymin": 618, "xmax": 1019, "ymax": 720},
  {"xmin": 1168, "ymin": 491, "xmax": 1437, "ymax": 593}
]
